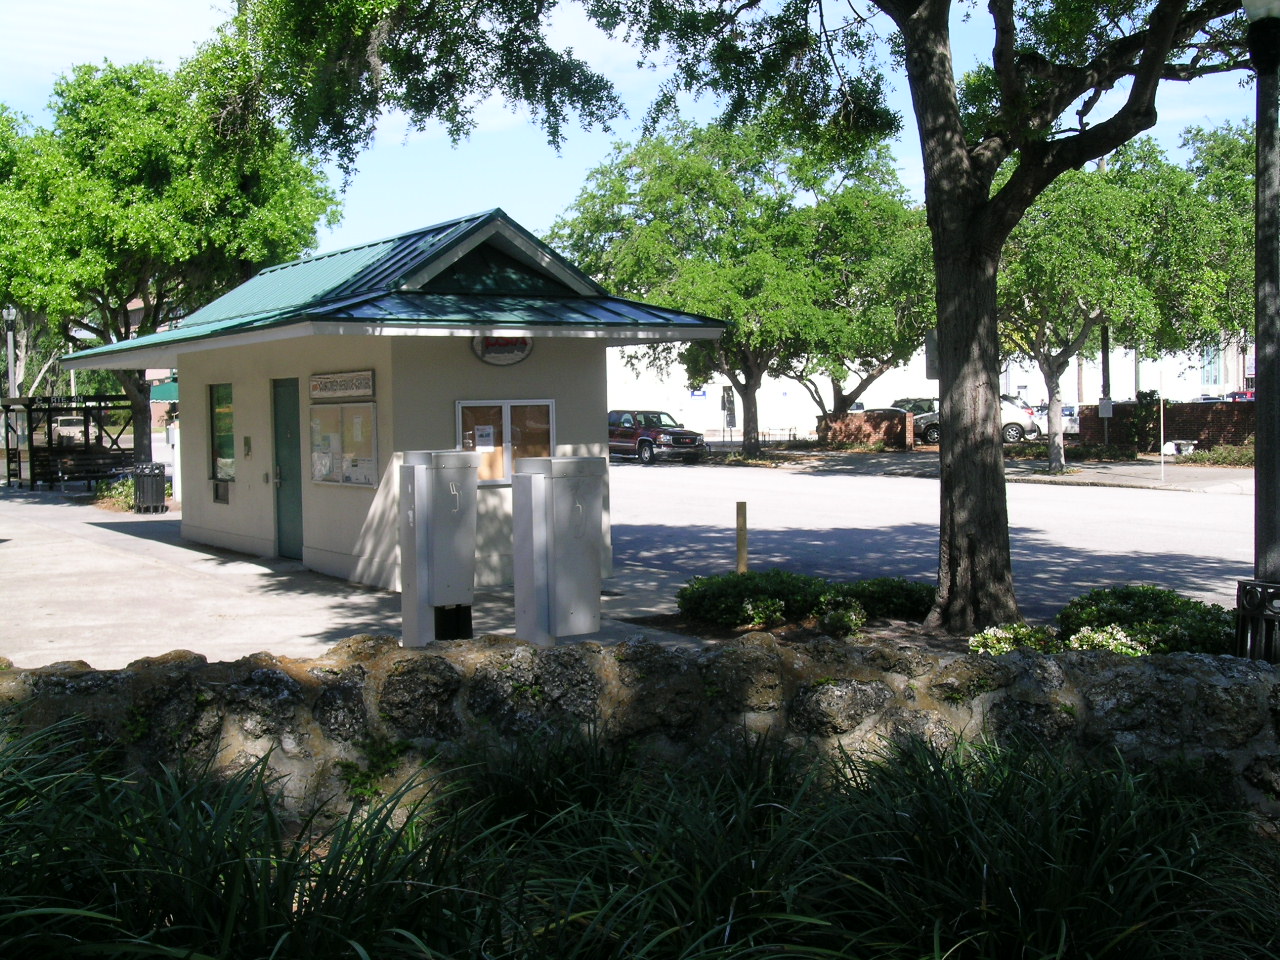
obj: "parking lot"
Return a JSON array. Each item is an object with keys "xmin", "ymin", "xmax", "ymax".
[
  {"xmin": 608, "ymin": 452, "xmax": 1252, "ymax": 621},
  {"xmin": 0, "ymin": 451, "xmax": 1253, "ymax": 669}
]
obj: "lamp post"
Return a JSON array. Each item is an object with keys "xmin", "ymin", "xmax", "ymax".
[
  {"xmin": 1239, "ymin": 1, "xmax": 1280, "ymax": 659},
  {"xmin": 3, "ymin": 305, "xmax": 16, "ymax": 399}
]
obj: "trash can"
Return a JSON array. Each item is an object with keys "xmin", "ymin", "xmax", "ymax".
[{"xmin": 133, "ymin": 462, "xmax": 167, "ymax": 514}]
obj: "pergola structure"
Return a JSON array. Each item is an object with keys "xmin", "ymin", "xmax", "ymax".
[{"xmin": 2, "ymin": 394, "xmax": 135, "ymax": 489}]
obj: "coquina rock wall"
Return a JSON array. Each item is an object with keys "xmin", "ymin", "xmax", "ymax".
[{"xmin": 3, "ymin": 631, "xmax": 1279, "ymax": 816}]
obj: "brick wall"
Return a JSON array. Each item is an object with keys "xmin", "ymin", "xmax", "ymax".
[
  {"xmin": 820, "ymin": 410, "xmax": 912, "ymax": 448},
  {"xmin": 1078, "ymin": 401, "xmax": 1255, "ymax": 448}
]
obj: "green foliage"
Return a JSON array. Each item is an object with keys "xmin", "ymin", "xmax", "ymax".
[
  {"xmin": 547, "ymin": 119, "xmax": 925, "ymax": 454},
  {"xmin": 1011, "ymin": 441, "xmax": 1139, "ymax": 462},
  {"xmin": 676, "ymin": 569, "xmax": 829, "ymax": 629},
  {"xmin": 3, "ymin": 721, "xmax": 1276, "ymax": 959},
  {"xmin": 973, "ymin": 587, "xmax": 1234, "ymax": 658},
  {"xmin": 1180, "ymin": 443, "xmax": 1255, "ymax": 467},
  {"xmin": 0, "ymin": 59, "xmax": 338, "ymax": 456},
  {"xmin": 1109, "ymin": 390, "xmax": 1165, "ymax": 452},
  {"xmin": 335, "ymin": 735, "xmax": 412, "ymax": 800},
  {"xmin": 816, "ymin": 587, "xmax": 868, "ymax": 639},
  {"xmin": 840, "ymin": 576, "xmax": 937, "ymax": 620},
  {"xmin": 1057, "ymin": 585, "xmax": 1235, "ymax": 655},
  {"xmin": 93, "ymin": 475, "xmax": 172, "ymax": 511},
  {"xmin": 969, "ymin": 622, "xmax": 1149, "ymax": 657},
  {"xmin": 969, "ymin": 622, "xmax": 1061, "ymax": 655},
  {"xmin": 676, "ymin": 570, "xmax": 932, "ymax": 631}
]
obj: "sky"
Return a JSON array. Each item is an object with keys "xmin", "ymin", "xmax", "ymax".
[{"xmin": 0, "ymin": 1, "xmax": 1255, "ymax": 257}]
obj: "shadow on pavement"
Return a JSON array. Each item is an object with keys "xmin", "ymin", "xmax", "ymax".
[{"xmin": 613, "ymin": 520, "xmax": 1247, "ymax": 622}]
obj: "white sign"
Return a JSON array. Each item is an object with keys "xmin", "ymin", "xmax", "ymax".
[
  {"xmin": 310, "ymin": 370, "xmax": 374, "ymax": 400},
  {"xmin": 472, "ymin": 336, "xmax": 534, "ymax": 366}
]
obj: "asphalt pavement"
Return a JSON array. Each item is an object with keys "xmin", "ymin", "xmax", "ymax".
[{"xmin": 0, "ymin": 451, "xmax": 1253, "ymax": 671}]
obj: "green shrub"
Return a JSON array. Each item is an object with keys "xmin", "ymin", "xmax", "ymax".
[
  {"xmin": 970, "ymin": 622, "xmax": 1152, "ymax": 657},
  {"xmin": 841, "ymin": 576, "xmax": 936, "ymax": 619},
  {"xmin": 1057, "ymin": 584, "xmax": 1234, "ymax": 655},
  {"xmin": 816, "ymin": 587, "xmax": 868, "ymax": 639},
  {"xmin": 675, "ymin": 570, "xmax": 931, "ymax": 631},
  {"xmin": 969, "ymin": 622, "xmax": 1061, "ymax": 655},
  {"xmin": 1179, "ymin": 443, "xmax": 1255, "ymax": 467},
  {"xmin": 675, "ymin": 569, "xmax": 828, "ymax": 629},
  {"xmin": 93, "ymin": 475, "xmax": 172, "ymax": 510},
  {"xmin": 1012, "ymin": 441, "xmax": 1139, "ymax": 462}
]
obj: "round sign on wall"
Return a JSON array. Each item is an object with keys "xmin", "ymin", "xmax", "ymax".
[{"xmin": 472, "ymin": 335, "xmax": 534, "ymax": 366}]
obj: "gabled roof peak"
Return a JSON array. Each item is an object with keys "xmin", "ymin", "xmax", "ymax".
[
  {"xmin": 180, "ymin": 208, "xmax": 604, "ymax": 331},
  {"xmin": 261, "ymin": 208, "xmax": 507, "ymax": 275}
]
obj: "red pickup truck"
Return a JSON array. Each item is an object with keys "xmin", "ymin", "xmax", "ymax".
[{"xmin": 608, "ymin": 410, "xmax": 707, "ymax": 464}]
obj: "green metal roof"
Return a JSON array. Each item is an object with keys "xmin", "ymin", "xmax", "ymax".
[
  {"xmin": 150, "ymin": 381, "xmax": 179, "ymax": 402},
  {"xmin": 65, "ymin": 209, "xmax": 723, "ymax": 368}
]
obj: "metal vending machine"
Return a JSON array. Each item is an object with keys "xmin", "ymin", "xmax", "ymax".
[
  {"xmin": 513, "ymin": 456, "xmax": 606, "ymax": 645},
  {"xmin": 399, "ymin": 450, "xmax": 481, "ymax": 646}
]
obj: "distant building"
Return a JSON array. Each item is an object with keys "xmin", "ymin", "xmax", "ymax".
[{"xmin": 608, "ymin": 338, "xmax": 1254, "ymax": 441}]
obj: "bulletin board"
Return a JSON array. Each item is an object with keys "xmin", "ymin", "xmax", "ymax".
[{"xmin": 310, "ymin": 402, "xmax": 378, "ymax": 486}]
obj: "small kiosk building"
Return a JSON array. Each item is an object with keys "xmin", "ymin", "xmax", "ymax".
[{"xmin": 63, "ymin": 209, "xmax": 723, "ymax": 589}]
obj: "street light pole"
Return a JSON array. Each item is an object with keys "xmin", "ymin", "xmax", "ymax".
[
  {"xmin": 1239, "ymin": 1, "xmax": 1280, "ymax": 659},
  {"xmin": 3, "ymin": 305, "xmax": 16, "ymax": 399}
]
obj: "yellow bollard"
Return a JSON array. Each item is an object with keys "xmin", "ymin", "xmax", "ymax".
[{"xmin": 736, "ymin": 501, "xmax": 748, "ymax": 573}]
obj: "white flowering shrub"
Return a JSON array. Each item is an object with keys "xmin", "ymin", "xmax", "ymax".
[
  {"xmin": 1065, "ymin": 625, "xmax": 1150, "ymax": 656},
  {"xmin": 970, "ymin": 621, "xmax": 1151, "ymax": 658},
  {"xmin": 968, "ymin": 624, "xmax": 1059, "ymax": 655}
]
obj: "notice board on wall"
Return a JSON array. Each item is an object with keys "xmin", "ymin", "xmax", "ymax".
[{"xmin": 310, "ymin": 402, "xmax": 377, "ymax": 485}]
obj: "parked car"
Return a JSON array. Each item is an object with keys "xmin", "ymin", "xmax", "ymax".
[
  {"xmin": 608, "ymin": 410, "xmax": 707, "ymax": 464},
  {"xmin": 1227, "ymin": 391, "xmax": 1254, "ymax": 402},
  {"xmin": 52, "ymin": 416, "xmax": 86, "ymax": 445},
  {"xmin": 908, "ymin": 395, "xmax": 1039, "ymax": 444},
  {"xmin": 1033, "ymin": 403, "xmax": 1080, "ymax": 435},
  {"xmin": 892, "ymin": 397, "xmax": 938, "ymax": 416}
]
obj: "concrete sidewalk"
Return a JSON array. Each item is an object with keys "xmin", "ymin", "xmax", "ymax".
[
  {"xmin": 0, "ymin": 486, "xmax": 694, "ymax": 671},
  {"xmin": 0, "ymin": 451, "xmax": 1252, "ymax": 671}
]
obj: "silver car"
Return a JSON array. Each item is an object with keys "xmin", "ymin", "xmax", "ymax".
[{"xmin": 907, "ymin": 395, "xmax": 1039, "ymax": 444}]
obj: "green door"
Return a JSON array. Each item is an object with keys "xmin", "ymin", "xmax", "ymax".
[{"xmin": 272, "ymin": 379, "xmax": 304, "ymax": 559}]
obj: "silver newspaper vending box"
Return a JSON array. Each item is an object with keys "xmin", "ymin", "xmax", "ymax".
[
  {"xmin": 399, "ymin": 450, "xmax": 480, "ymax": 646},
  {"xmin": 513, "ymin": 456, "xmax": 606, "ymax": 645}
]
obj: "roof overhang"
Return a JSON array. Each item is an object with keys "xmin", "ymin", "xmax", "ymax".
[{"xmin": 63, "ymin": 309, "xmax": 724, "ymax": 370}]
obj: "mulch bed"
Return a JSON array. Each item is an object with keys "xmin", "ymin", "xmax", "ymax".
[{"xmin": 623, "ymin": 612, "xmax": 970, "ymax": 655}]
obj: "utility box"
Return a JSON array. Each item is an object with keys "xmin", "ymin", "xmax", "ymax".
[
  {"xmin": 399, "ymin": 450, "xmax": 481, "ymax": 646},
  {"xmin": 513, "ymin": 456, "xmax": 606, "ymax": 645}
]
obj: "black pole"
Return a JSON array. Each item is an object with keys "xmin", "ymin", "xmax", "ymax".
[{"xmin": 1252, "ymin": 17, "xmax": 1280, "ymax": 584}]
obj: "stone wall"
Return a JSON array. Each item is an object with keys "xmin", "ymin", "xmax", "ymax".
[{"xmin": 3, "ymin": 632, "xmax": 1280, "ymax": 816}]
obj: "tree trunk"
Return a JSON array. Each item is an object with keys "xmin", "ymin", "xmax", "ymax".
[
  {"xmin": 897, "ymin": 0, "xmax": 1021, "ymax": 633},
  {"xmin": 926, "ymin": 245, "xmax": 1021, "ymax": 633},
  {"xmin": 738, "ymin": 370, "xmax": 764, "ymax": 457},
  {"xmin": 119, "ymin": 370, "xmax": 153, "ymax": 463},
  {"xmin": 1041, "ymin": 362, "xmax": 1068, "ymax": 474}
]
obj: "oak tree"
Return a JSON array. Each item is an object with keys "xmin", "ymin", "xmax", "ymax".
[
  {"xmin": 0, "ymin": 59, "xmax": 338, "ymax": 459},
  {"xmin": 231, "ymin": 0, "xmax": 1251, "ymax": 631},
  {"xmin": 549, "ymin": 122, "xmax": 917, "ymax": 455}
]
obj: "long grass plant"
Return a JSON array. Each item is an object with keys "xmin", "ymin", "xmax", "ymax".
[{"xmin": 2, "ymin": 719, "xmax": 1277, "ymax": 959}]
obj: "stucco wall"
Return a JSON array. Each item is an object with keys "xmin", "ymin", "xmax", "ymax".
[{"xmin": 177, "ymin": 334, "xmax": 611, "ymax": 592}]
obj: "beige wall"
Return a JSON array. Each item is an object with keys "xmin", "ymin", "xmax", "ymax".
[{"xmin": 177, "ymin": 333, "xmax": 611, "ymax": 592}]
